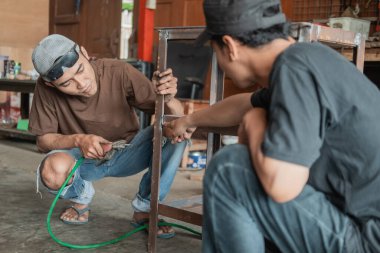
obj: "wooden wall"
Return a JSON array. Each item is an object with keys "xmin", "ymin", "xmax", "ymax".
[
  {"xmin": 0, "ymin": 0, "xmax": 291, "ymax": 73},
  {"xmin": 0, "ymin": 0, "xmax": 49, "ymax": 71}
]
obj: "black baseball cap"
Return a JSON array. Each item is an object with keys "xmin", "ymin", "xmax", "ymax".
[{"xmin": 196, "ymin": 0, "xmax": 286, "ymax": 45}]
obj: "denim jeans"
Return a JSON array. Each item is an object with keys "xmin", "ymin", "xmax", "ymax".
[
  {"xmin": 36, "ymin": 126, "xmax": 187, "ymax": 212},
  {"xmin": 203, "ymin": 144, "xmax": 364, "ymax": 253}
]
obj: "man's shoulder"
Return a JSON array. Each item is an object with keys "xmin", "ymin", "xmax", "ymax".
[
  {"xmin": 273, "ymin": 42, "xmax": 344, "ymax": 76},
  {"xmin": 91, "ymin": 58, "xmax": 126, "ymax": 70},
  {"xmin": 281, "ymin": 42, "xmax": 339, "ymax": 62},
  {"xmin": 286, "ymin": 42, "xmax": 327, "ymax": 52}
]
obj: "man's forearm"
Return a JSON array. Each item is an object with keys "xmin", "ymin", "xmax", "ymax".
[
  {"xmin": 37, "ymin": 133, "xmax": 84, "ymax": 153},
  {"xmin": 164, "ymin": 98, "xmax": 184, "ymax": 116},
  {"xmin": 187, "ymin": 93, "xmax": 253, "ymax": 128}
]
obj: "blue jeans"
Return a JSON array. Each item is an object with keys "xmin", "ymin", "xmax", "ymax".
[
  {"xmin": 203, "ymin": 144, "xmax": 364, "ymax": 253},
  {"xmin": 37, "ymin": 126, "xmax": 187, "ymax": 212}
]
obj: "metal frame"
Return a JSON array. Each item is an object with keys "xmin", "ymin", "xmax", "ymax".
[
  {"xmin": 149, "ymin": 23, "xmax": 365, "ymax": 253},
  {"xmin": 149, "ymin": 27, "xmax": 225, "ymax": 253},
  {"xmin": 291, "ymin": 22, "xmax": 365, "ymax": 71}
]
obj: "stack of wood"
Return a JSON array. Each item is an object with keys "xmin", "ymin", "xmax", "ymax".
[{"xmin": 366, "ymin": 35, "xmax": 380, "ymax": 48}]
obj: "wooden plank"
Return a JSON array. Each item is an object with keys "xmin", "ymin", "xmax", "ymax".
[
  {"xmin": 159, "ymin": 204, "xmax": 202, "ymax": 226},
  {"xmin": 159, "ymin": 195, "xmax": 203, "ymax": 226},
  {"xmin": 341, "ymin": 48, "xmax": 380, "ymax": 62}
]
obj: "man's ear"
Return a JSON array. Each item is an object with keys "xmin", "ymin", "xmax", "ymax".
[
  {"xmin": 222, "ymin": 35, "xmax": 240, "ymax": 61},
  {"xmin": 80, "ymin": 46, "xmax": 90, "ymax": 60},
  {"xmin": 43, "ymin": 81, "xmax": 54, "ymax": 87}
]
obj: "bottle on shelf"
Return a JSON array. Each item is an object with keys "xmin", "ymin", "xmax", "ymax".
[{"xmin": 14, "ymin": 62, "xmax": 21, "ymax": 76}]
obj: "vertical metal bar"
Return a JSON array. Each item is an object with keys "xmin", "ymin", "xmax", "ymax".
[
  {"xmin": 206, "ymin": 52, "xmax": 224, "ymax": 165},
  {"xmin": 148, "ymin": 29, "xmax": 168, "ymax": 253},
  {"xmin": 353, "ymin": 34, "xmax": 365, "ymax": 73},
  {"xmin": 297, "ymin": 23, "xmax": 313, "ymax": 43}
]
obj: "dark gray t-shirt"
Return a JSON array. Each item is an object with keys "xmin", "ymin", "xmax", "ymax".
[{"xmin": 252, "ymin": 42, "xmax": 380, "ymax": 253}]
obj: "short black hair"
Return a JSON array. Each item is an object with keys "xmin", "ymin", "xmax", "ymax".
[{"xmin": 211, "ymin": 22, "xmax": 291, "ymax": 48}]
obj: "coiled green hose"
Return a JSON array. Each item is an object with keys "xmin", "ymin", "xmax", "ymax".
[{"xmin": 46, "ymin": 157, "xmax": 201, "ymax": 249}]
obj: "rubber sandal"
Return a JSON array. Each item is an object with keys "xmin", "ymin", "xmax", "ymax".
[
  {"xmin": 130, "ymin": 218, "xmax": 176, "ymax": 239},
  {"xmin": 60, "ymin": 206, "xmax": 91, "ymax": 225}
]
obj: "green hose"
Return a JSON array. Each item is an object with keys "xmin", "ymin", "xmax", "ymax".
[{"xmin": 46, "ymin": 157, "xmax": 201, "ymax": 249}]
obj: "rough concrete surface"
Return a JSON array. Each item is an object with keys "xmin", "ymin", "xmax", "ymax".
[{"xmin": 0, "ymin": 138, "xmax": 203, "ymax": 253}]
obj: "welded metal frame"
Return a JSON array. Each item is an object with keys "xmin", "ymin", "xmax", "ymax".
[{"xmin": 149, "ymin": 26, "xmax": 225, "ymax": 253}]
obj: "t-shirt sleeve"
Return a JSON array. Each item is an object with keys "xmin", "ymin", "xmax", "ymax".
[
  {"xmin": 250, "ymin": 88, "xmax": 271, "ymax": 109},
  {"xmin": 28, "ymin": 79, "xmax": 58, "ymax": 136},
  {"xmin": 262, "ymin": 63, "xmax": 323, "ymax": 167},
  {"xmin": 123, "ymin": 63, "xmax": 156, "ymax": 114}
]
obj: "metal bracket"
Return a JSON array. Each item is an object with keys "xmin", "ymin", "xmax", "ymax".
[
  {"xmin": 354, "ymin": 33, "xmax": 362, "ymax": 46},
  {"xmin": 159, "ymin": 30, "xmax": 170, "ymax": 40}
]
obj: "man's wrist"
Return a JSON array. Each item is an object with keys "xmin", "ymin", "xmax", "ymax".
[
  {"xmin": 164, "ymin": 94, "xmax": 174, "ymax": 103},
  {"xmin": 164, "ymin": 97, "xmax": 174, "ymax": 109},
  {"xmin": 184, "ymin": 114, "xmax": 195, "ymax": 129},
  {"xmin": 73, "ymin": 134, "xmax": 84, "ymax": 147}
]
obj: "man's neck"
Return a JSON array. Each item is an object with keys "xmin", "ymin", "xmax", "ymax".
[{"xmin": 248, "ymin": 37, "xmax": 296, "ymax": 87}]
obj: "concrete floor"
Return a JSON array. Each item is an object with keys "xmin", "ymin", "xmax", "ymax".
[{"xmin": 0, "ymin": 138, "xmax": 203, "ymax": 253}]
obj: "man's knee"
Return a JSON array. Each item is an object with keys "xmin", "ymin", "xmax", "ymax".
[
  {"xmin": 40, "ymin": 152, "xmax": 76, "ymax": 190},
  {"xmin": 204, "ymin": 144, "xmax": 253, "ymax": 186},
  {"xmin": 207, "ymin": 143, "xmax": 250, "ymax": 169},
  {"xmin": 163, "ymin": 138, "xmax": 187, "ymax": 156}
]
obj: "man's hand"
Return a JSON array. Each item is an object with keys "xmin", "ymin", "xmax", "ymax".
[
  {"xmin": 76, "ymin": 134, "xmax": 112, "ymax": 159},
  {"xmin": 152, "ymin": 68, "xmax": 178, "ymax": 102},
  {"xmin": 163, "ymin": 116, "xmax": 196, "ymax": 143}
]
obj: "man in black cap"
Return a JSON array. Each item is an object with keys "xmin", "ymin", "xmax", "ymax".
[{"xmin": 164, "ymin": 0, "xmax": 380, "ymax": 252}]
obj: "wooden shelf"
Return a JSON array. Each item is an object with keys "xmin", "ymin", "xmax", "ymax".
[
  {"xmin": 0, "ymin": 79, "xmax": 35, "ymax": 93},
  {"xmin": 0, "ymin": 127, "xmax": 35, "ymax": 141},
  {"xmin": 341, "ymin": 47, "xmax": 380, "ymax": 62},
  {"xmin": 0, "ymin": 79, "xmax": 36, "ymax": 140}
]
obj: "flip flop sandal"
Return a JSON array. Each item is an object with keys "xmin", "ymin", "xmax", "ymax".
[
  {"xmin": 131, "ymin": 218, "xmax": 176, "ymax": 239},
  {"xmin": 60, "ymin": 206, "xmax": 91, "ymax": 225}
]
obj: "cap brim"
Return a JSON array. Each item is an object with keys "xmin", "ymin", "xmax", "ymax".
[{"xmin": 194, "ymin": 30, "xmax": 212, "ymax": 47}]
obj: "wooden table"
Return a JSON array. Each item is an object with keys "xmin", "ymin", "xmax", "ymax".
[{"xmin": 0, "ymin": 79, "xmax": 36, "ymax": 140}]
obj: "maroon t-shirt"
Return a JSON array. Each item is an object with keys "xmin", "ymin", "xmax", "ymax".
[{"xmin": 29, "ymin": 59, "xmax": 156, "ymax": 143}]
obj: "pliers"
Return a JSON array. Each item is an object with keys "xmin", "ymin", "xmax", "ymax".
[{"xmin": 96, "ymin": 140, "xmax": 130, "ymax": 166}]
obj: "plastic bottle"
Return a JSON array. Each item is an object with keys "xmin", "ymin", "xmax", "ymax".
[{"xmin": 14, "ymin": 62, "xmax": 21, "ymax": 76}]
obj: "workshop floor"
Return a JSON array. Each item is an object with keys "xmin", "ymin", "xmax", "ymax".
[{"xmin": 0, "ymin": 138, "xmax": 203, "ymax": 253}]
